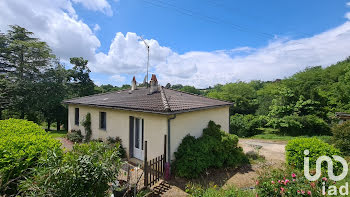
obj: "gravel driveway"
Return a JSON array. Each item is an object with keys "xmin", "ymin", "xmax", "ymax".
[{"xmin": 223, "ymin": 139, "xmax": 286, "ymax": 189}]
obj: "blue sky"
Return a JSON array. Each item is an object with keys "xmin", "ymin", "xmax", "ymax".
[{"xmin": 1, "ymin": 0, "xmax": 350, "ymax": 88}]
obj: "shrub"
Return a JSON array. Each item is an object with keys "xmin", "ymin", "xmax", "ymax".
[
  {"xmin": 107, "ymin": 136, "xmax": 127, "ymax": 158},
  {"xmin": 20, "ymin": 142, "xmax": 122, "ymax": 197},
  {"xmin": 0, "ymin": 119, "xmax": 62, "ymax": 195},
  {"xmin": 332, "ymin": 121, "xmax": 350, "ymax": 155},
  {"xmin": 285, "ymin": 138, "xmax": 342, "ymax": 173},
  {"xmin": 256, "ymin": 167, "xmax": 334, "ymax": 197},
  {"xmin": 67, "ymin": 129, "xmax": 83, "ymax": 143},
  {"xmin": 272, "ymin": 115, "xmax": 330, "ymax": 136},
  {"xmin": 174, "ymin": 121, "xmax": 248, "ymax": 178},
  {"xmin": 82, "ymin": 113, "xmax": 92, "ymax": 141},
  {"xmin": 230, "ymin": 114, "xmax": 264, "ymax": 137}
]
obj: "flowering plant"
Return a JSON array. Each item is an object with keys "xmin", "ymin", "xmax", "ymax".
[{"xmin": 256, "ymin": 167, "xmax": 333, "ymax": 196}]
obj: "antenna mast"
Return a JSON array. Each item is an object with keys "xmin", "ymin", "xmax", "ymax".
[{"xmin": 140, "ymin": 36, "xmax": 150, "ymax": 88}]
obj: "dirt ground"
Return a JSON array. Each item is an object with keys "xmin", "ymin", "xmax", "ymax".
[
  {"xmin": 161, "ymin": 139, "xmax": 287, "ymax": 196},
  {"xmin": 223, "ymin": 139, "xmax": 286, "ymax": 189}
]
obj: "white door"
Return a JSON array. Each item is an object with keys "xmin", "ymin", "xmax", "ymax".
[{"xmin": 133, "ymin": 118, "xmax": 144, "ymax": 160}]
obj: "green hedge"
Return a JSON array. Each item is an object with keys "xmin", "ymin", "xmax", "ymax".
[
  {"xmin": 285, "ymin": 138, "xmax": 342, "ymax": 172},
  {"xmin": 0, "ymin": 119, "xmax": 62, "ymax": 195},
  {"xmin": 332, "ymin": 121, "xmax": 350, "ymax": 155},
  {"xmin": 174, "ymin": 121, "xmax": 247, "ymax": 178}
]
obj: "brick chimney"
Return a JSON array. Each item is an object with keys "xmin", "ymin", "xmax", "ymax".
[
  {"xmin": 131, "ymin": 76, "xmax": 137, "ymax": 90},
  {"xmin": 149, "ymin": 74, "xmax": 159, "ymax": 94}
]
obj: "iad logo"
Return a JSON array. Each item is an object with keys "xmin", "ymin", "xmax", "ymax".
[{"xmin": 304, "ymin": 150, "xmax": 349, "ymax": 195}]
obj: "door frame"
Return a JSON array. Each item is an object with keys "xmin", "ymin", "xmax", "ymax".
[{"xmin": 129, "ymin": 116, "xmax": 144, "ymax": 160}]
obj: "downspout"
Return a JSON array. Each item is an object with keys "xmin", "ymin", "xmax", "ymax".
[{"xmin": 167, "ymin": 114, "xmax": 176, "ymax": 163}]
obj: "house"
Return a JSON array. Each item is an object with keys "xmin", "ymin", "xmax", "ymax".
[
  {"xmin": 335, "ymin": 112, "xmax": 350, "ymax": 124},
  {"xmin": 63, "ymin": 75, "xmax": 232, "ymax": 163}
]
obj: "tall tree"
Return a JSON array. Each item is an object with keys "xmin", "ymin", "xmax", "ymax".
[
  {"xmin": 68, "ymin": 57, "xmax": 95, "ymax": 98},
  {"xmin": 39, "ymin": 61, "xmax": 68, "ymax": 130},
  {"xmin": 3, "ymin": 25, "xmax": 53, "ymax": 120}
]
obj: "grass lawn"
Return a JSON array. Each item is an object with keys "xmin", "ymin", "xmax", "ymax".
[
  {"xmin": 249, "ymin": 132, "xmax": 332, "ymax": 144},
  {"xmin": 47, "ymin": 130, "xmax": 67, "ymax": 138}
]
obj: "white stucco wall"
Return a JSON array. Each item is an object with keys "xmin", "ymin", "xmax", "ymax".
[
  {"xmin": 169, "ymin": 106, "xmax": 230, "ymax": 161},
  {"xmin": 68, "ymin": 104, "xmax": 168, "ymax": 160},
  {"xmin": 68, "ymin": 104, "xmax": 230, "ymax": 162}
]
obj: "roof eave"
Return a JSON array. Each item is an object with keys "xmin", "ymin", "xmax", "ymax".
[{"xmin": 63, "ymin": 102, "xmax": 232, "ymax": 115}]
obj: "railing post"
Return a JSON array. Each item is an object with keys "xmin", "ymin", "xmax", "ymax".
[
  {"xmin": 144, "ymin": 141, "xmax": 148, "ymax": 187},
  {"xmin": 164, "ymin": 134, "xmax": 167, "ymax": 170}
]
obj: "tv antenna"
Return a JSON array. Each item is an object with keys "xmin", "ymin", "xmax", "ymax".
[{"xmin": 140, "ymin": 36, "xmax": 150, "ymax": 88}]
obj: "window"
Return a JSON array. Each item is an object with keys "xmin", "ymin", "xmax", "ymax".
[
  {"xmin": 75, "ymin": 108, "xmax": 79, "ymax": 125},
  {"xmin": 100, "ymin": 112, "xmax": 106, "ymax": 130}
]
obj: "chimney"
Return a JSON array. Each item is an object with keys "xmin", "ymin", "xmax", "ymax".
[
  {"xmin": 131, "ymin": 76, "xmax": 137, "ymax": 90},
  {"xmin": 149, "ymin": 74, "xmax": 159, "ymax": 94}
]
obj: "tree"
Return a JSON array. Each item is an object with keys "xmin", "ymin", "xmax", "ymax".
[
  {"xmin": 39, "ymin": 61, "xmax": 68, "ymax": 130},
  {"xmin": 3, "ymin": 25, "xmax": 53, "ymax": 120},
  {"xmin": 68, "ymin": 57, "xmax": 95, "ymax": 98},
  {"xmin": 180, "ymin": 86, "xmax": 201, "ymax": 95},
  {"xmin": 207, "ymin": 82, "xmax": 258, "ymax": 114}
]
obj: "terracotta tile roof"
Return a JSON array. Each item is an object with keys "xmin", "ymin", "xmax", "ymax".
[{"xmin": 63, "ymin": 87, "xmax": 232, "ymax": 114}]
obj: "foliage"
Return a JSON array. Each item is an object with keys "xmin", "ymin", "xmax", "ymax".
[
  {"xmin": 66, "ymin": 129, "xmax": 83, "ymax": 143},
  {"xmin": 332, "ymin": 121, "xmax": 350, "ymax": 155},
  {"xmin": 185, "ymin": 182, "xmax": 254, "ymax": 197},
  {"xmin": 68, "ymin": 57, "xmax": 95, "ymax": 98},
  {"xmin": 174, "ymin": 121, "xmax": 247, "ymax": 178},
  {"xmin": 285, "ymin": 138, "xmax": 342, "ymax": 172},
  {"xmin": 207, "ymin": 81, "xmax": 258, "ymax": 114},
  {"xmin": 20, "ymin": 142, "xmax": 122, "ymax": 197},
  {"xmin": 230, "ymin": 114, "xmax": 266, "ymax": 137},
  {"xmin": 251, "ymin": 133, "xmax": 332, "ymax": 143},
  {"xmin": 256, "ymin": 166, "xmax": 334, "ymax": 197},
  {"xmin": 0, "ymin": 119, "xmax": 62, "ymax": 195},
  {"xmin": 82, "ymin": 113, "xmax": 92, "ymax": 141},
  {"xmin": 180, "ymin": 85, "xmax": 202, "ymax": 95},
  {"xmin": 269, "ymin": 115, "xmax": 330, "ymax": 136},
  {"xmin": 107, "ymin": 136, "xmax": 127, "ymax": 158}
]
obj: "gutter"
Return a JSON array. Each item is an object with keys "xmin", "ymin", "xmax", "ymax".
[{"xmin": 167, "ymin": 114, "xmax": 176, "ymax": 163}]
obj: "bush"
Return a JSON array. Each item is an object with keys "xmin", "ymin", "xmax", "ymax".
[
  {"xmin": 174, "ymin": 121, "xmax": 247, "ymax": 178},
  {"xmin": 0, "ymin": 119, "xmax": 62, "ymax": 195},
  {"xmin": 332, "ymin": 121, "xmax": 350, "ymax": 155},
  {"xmin": 107, "ymin": 136, "xmax": 127, "ymax": 158},
  {"xmin": 20, "ymin": 142, "xmax": 122, "ymax": 197},
  {"xmin": 285, "ymin": 138, "xmax": 342, "ymax": 173},
  {"xmin": 256, "ymin": 167, "xmax": 334, "ymax": 197},
  {"xmin": 67, "ymin": 129, "xmax": 83, "ymax": 143},
  {"xmin": 271, "ymin": 115, "xmax": 330, "ymax": 136},
  {"xmin": 230, "ymin": 114, "xmax": 265, "ymax": 137},
  {"xmin": 82, "ymin": 113, "xmax": 92, "ymax": 141}
]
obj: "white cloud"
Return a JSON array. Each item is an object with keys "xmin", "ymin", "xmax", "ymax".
[
  {"xmin": 0, "ymin": 0, "xmax": 100, "ymax": 61},
  {"xmin": 1, "ymin": 0, "xmax": 350, "ymax": 88},
  {"xmin": 93, "ymin": 21, "xmax": 350, "ymax": 88},
  {"xmin": 93, "ymin": 24, "xmax": 101, "ymax": 32},
  {"xmin": 110, "ymin": 74, "xmax": 126, "ymax": 83},
  {"xmin": 347, "ymin": 2, "xmax": 350, "ymax": 7},
  {"xmin": 346, "ymin": 12, "xmax": 350, "ymax": 20},
  {"xmin": 72, "ymin": 0, "xmax": 113, "ymax": 16},
  {"xmin": 92, "ymin": 32, "xmax": 172, "ymax": 74}
]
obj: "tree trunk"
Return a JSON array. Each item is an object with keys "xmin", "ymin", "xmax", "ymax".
[
  {"xmin": 47, "ymin": 120, "xmax": 51, "ymax": 131},
  {"xmin": 56, "ymin": 120, "xmax": 60, "ymax": 131}
]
